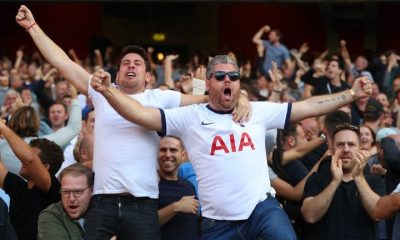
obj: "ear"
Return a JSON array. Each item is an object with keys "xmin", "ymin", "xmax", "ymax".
[
  {"xmin": 43, "ymin": 163, "xmax": 50, "ymax": 171},
  {"xmin": 145, "ymin": 72, "xmax": 152, "ymax": 84},
  {"xmin": 181, "ymin": 150, "xmax": 188, "ymax": 162},
  {"xmin": 206, "ymin": 79, "xmax": 211, "ymax": 92},
  {"xmin": 288, "ymin": 136, "xmax": 296, "ymax": 147}
]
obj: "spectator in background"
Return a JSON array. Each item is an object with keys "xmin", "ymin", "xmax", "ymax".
[
  {"xmin": 301, "ymin": 124, "xmax": 385, "ymax": 240},
  {"xmin": 38, "ymin": 163, "xmax": 94, "ymax": 240},
  {"xmin": 252, "ymin": 25, "xmax": 291, "ymax": 75},
  {"xmin": 0, "ymin": 119, "xmax": 64, "ymax": 240},
  {"xmin": 157, "ymin": 136, "xmax": 199, "ymax": 240}
]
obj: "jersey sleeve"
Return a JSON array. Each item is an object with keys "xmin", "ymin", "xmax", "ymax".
[
  {"xmin": 253, "ymin": 102, "xmax": 292, "ymax": 130},
  {"xmin": 159, "ymin": 105, "xmax": 195, "ymax": 137},
  {"xmin": 152, "ymin": 89, "xmax": 181, "ymax": 109}
]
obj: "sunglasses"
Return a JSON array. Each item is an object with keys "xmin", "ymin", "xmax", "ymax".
[
  {"xmin": 212, "ymin": 71, "xmax": 241, "ymax": 81},
  {"xmin": 332, "ymin": 123, "xmax": 360, "ymax": 137}
]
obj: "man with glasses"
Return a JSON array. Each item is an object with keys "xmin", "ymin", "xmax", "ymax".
[
  {"xmin": 0, "ymin": 121, "xmax": 64, "ymax": 240},
  {"xmin": 90, "ymin": 54, "xmax": 374, "ymax": 239},
  {"xmin": 301, "ymin": 123, "xmax": 385, "ymax": 240},
  {"xmin": 38, "ymin": 163, "xmax": 94, "ymax": 240}
]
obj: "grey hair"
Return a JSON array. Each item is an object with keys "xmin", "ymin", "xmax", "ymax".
[{"xmin": 206, "ymin": 55, "xmax": 239, "ymax": 80}]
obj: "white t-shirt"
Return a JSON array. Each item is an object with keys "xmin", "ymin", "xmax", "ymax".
[
  {"xmin": 161, "ymin": 102, "xmax": 291, "ymax": 220},
  {"xmin": 88, "ymin": 82, "xmax": 181, "ymax": 198}
]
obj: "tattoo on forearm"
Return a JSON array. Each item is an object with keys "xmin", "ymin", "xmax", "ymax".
[{"xmin": 317, "ymin": 94, "xmax": 347, "ymax": 105}]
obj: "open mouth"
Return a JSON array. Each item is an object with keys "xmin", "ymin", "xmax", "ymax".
[
  {"xmin": 127, "ymin": 72, "xmax": 136, "ymax": 77},
  {"xmin": 69, "ymin": 206, "xmax": 78, "ymax": 210},
  {"xmin": 223, "ymin": 88, "xmax": 232, "ymax": 98}
]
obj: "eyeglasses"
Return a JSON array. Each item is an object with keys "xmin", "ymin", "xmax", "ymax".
[
  {"xmin": 212, "ymin": 71, "xmax": 240, "ymax": 81},
  {"xmin": 60, "ymin": 187, "xmax": 90, "ymax": 199}
]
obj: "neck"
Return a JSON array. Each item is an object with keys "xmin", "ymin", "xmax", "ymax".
[
  {"xmin": 342, "ymin": 172, "xmax": 353, "ymax": 182},
  {"xmin": 159, "ymin": 172, "xmax": 178, "ymax": 181},
  {"xmin": 329, "ymin": 77, "xmax": 341, "ymax": 86},
  {"xmin": 119, "ymin": 85, "xmax": 145, "ymax": 95},
  {"xmin": 52, "ymin": 125, "xmax": 63, "ymax": 132},
  {"xmin": 27, "ymin": 180, "xmax": 35, "ymax": 189}
]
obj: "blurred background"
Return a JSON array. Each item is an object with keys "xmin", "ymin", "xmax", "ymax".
[{"xmin": 1, "ymin": 1, "xmax": 400, "ymax": 65}]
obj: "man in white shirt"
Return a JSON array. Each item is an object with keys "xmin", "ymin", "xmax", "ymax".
[{"xmin": 90, "ymin": 55, "xmax": 372, "ymax": 239}]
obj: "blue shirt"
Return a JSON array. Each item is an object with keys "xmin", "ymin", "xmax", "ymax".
[{"xmin": 262, "ymin": 40, "xmax": 290, "ymax": 72}]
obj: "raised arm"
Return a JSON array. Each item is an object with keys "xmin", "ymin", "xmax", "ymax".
[
  {"xmin": 0, "ymin": 120, "xmax": 51, "ymax": 191},
  {"xmin": 91, "ymin": 69, "xmax": 162, "ymax": 131},
  {"xmin": 16, "ymin": 5, "xmax": 90, "ymax": 95},
  {"xmin": 164, "ymin": 54, "xmax": 178, "ymax": 89},
  {"xmin": 292, "ymin": 76, "xmax": 371, "ymax": 122},
  {"xmin": 252, "ymin": 25, "xmax": 270, "ymax": 45},
  {"xmin": 282, "ymin": 136, "xmax": 324, "ymax": 165},
  {"xmin": 353, "ymin": 150, "xmax": 381, "ymax": 221},
  {"xmin": 301, "ymin": 151, "xmax": 343, "ymax": 223}
]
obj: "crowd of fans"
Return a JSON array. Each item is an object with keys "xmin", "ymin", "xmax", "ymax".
[{"xmin": 0, "ymin": 4, "xmax": 399, "ymax": 240}]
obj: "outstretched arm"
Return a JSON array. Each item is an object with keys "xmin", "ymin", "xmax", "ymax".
[
  {"xmin": 16, "ymin": 5, "xmax": 90, "ymax": 95},
  {"xmin": 291, "ymin": 76, "xmax": 371, "ymax": 122},
  {"xmin": 0, "ymin": 120, "xmax": 51, "ymax": 191},
  {"xmin": 91, "ymin": 69, "xmax": 162, "ymax": 131}
]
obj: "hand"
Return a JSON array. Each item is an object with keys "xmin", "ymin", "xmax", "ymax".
[
  {"xmin": 194, "ymin": 66, "xmax": 206, "ymax": 80},
  {"xmin": 268, "ymin": 61, "xmax": 282, "ymax": 91},
  {"xmin": 299, "ymin": 42, "xmax": 309, "ymax": 54},
  {"xmin": 263, "ymin": 25, "xmax": 271, "ymax": 32},
  {"xmin": 180, "ymin": 73, "xmax": 193, "ymax": 94},
  {"xmin": 69, "ymin": 84, "xmax": 78, "ymax": 99},
  {"xmin": 94, "ymin": 49, "xmax": 101, "ymax": 56},
  {"xmin": 165, "ymin": 54, "xmax": 179, "ymax": 61},
  {"xmin": 339, "ymin": 40, "xmax": 346, "ymax": 47},
  {"xmin": 331, "ymin": 149, "xmax": 344, "ymax": 183},
  {"xmin": 147, "ymin": 47, "xmax": 154, "ymax": 54},
  {"xmin": 91, "ymin": 69, "xmax": 112, "ymax": 94},
  {"xmin": 233, "ymin": 90, "xmax": 252, "ymax": 124},
  {"xmin": 371, "ymin": 164, "xmax": 387, "ymax": 176},
  {"xmin": 174, "ymin": 196, "xmax": 199, "ymax": 215},
  {"xmin": 351, "ymin": 76, "xmax": 372, "ymax": 100},
  {"xmin": 15, "ymin": 5, "xmax": 36, "ymax": 30},
  {"xmin": 16, "ymin": 50, "xmax": 23, "ymax": 58},
  {"xmin": 351, "ymin": 150, "xmax": 370, "ymax": 179}
]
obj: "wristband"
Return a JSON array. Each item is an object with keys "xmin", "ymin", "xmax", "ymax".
[{"xmin": 26, "ymin": 22, "xmax": 36, "ymax": 32}]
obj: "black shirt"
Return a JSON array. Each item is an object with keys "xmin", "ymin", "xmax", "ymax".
[
  {"xmin": 305, "ymin": 76, "xmax": 350, "ymax": 96},
  {"xmin": 158, "ymin": 178, "xmax": 200, "ymax": 240},
  {"xmin": 303, "ymin": 157, "xmax": 385, "ymax": 240},
  {"xmin": 4, "ymin": 172, "xmax": 60, "ymax": 240}
]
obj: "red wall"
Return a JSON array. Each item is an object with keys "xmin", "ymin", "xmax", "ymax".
[
  {"xmin": 218, "ymin": 4, "xmax": 326, "ymax": 60},
  {"xmin": 0, "ymin": 3, "xmax": 102, "ymax": 58}
]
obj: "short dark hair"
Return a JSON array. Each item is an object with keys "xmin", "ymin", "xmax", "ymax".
[
  {"xmin": 329, "ymin": 58, "xmax": 345, "ymax": 71},
  {"xmin": 161, "ymin": 135, "xmax": 185, "ymax": 151},
  {"xmin": 118, "ymin": 45, "xmax": 151, "ymax": 73},
  {"xmin": 280, "ymin": 123, "xmax": 298, "ymax": 144},
  {"xmin": 59, "ymin": 163, "xmax": 94, "ymax": 188},
  {"xmin": 29, "ymin": 138, "xmax": 64, "ymax": 175},
  {"xmin": 324, "ymin": 110, "xmax": 351, "ymax": 138},
  {"xmin": 271, "ymin": 29, "xmax": 282, "ymax": 39}
]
